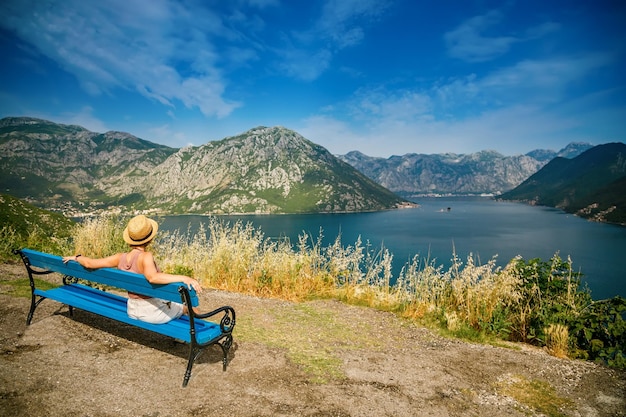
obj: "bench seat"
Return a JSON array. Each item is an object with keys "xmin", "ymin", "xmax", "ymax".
[{"xmin": 35, "ymin": 284, "xmax": 224, "ymax": 345}]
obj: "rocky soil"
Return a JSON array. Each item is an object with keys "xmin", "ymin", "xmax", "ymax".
[{"xmin": 1, "ymin": 262, "xmax": 624, "ymax": 417}]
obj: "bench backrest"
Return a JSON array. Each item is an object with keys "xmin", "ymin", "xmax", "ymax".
[{"xmin": 19, "ymin": 248, "xmax": 199, "ymax": 307}]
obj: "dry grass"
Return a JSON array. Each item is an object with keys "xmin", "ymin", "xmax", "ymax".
[
  {"xmin": 400, "ymin": 253, "xmax": 522, "ymax": 331},
  {"xmin": 60, "ymin": 215, "xmax": 581, "ymax": 361},
  {"xmin": 66, "ymin": 216, "xmax": 527, "ymax": 321},
  {"xmin": 545, "ymin": 323, "xmax": 570, "ymax": 358},
  {"xmin": 72, "ymin": 215, "xmax": 128, "ymax": 257}
]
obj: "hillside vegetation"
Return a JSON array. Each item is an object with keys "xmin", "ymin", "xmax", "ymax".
[
  {"xmin": 0, "ymin": 194, "xmax": 75, "ymax": 256},
  {"xmin": 499, "ymin": 143, "xmax": 626, "ymax": 224}
]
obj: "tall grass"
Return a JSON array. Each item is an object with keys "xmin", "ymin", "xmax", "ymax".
[
  {"xmin": 399, "ymin": 252, "xmax": 523, "ymax": 340},
  {"xmin": 9, "ymin": 214, "xmax": 624, "ymax": 367},
  {"xmin": 64, "ymin": 216, "xmax": 571, "ymax": 317},
  {"xmin": 545, "ymin": 324, "xmax": 570, "ymax": 358},
  {"xmin": 1, "ymin": 223, "xmax": 75, "ymax": 261},
  {"xmin": 72, "ymin": 215, "xmax": 129, "ymax": 257}
]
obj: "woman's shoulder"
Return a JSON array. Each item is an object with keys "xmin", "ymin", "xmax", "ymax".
[
  {"xmin": 137, "ymin": 251, "xmax": 157, "ymax": 269},
  {"xmin": 138, "ymin": 250, "xmax": 155, "ymax": 260}
]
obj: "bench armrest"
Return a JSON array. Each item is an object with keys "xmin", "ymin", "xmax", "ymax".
[{"xmin": 196, "ymin": 306, "xmax": 236, "ymax": 333}]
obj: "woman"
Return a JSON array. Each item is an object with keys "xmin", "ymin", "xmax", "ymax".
[{"xmin": 63, "ymin": 214, "xmax": 203, "ymax": 324}]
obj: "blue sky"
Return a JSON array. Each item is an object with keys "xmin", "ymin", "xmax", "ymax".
[{"xmin": 1, "ymin": 0, "xmax": 624, "ymax": 157}]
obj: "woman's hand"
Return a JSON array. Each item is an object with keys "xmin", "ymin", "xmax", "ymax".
[
  {"xmin": 62, "ymin": 255, "xmax": 80, "ymax": 264},
  {"xmin": 183, "ymin": 277, "xmax": 203, "ymax": 293}
]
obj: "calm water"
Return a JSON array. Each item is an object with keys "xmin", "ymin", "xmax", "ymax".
[{"xmin": 160, "ymin": 197, "xmax": 626, "ymax": 300}]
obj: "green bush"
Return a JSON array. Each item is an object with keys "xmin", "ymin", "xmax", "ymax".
[
  {"xmin": 507, "ymin": 255, "xmax": 624, "ymax": 369},
  {"xmin": 569, "ymin": 297, "xmax": 626, "ymax": 368}
]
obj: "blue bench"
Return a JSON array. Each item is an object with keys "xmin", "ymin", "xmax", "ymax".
[{"xmin": 14, "ymin": 248, "xmax": 236, "ymax": 387}]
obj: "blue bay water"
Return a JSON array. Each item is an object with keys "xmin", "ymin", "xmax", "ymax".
[{"xmin": 160, "ymin": 197, "xmax": 626, "ymax": 300}]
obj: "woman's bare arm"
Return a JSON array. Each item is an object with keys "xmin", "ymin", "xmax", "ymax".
[
  {"xmin": 62, "ymin": 253, "xmax": 120, "ymax": 269},
  {"xmin": 139, "ymin": 252, "xmax": 203, "ymax": 293}
]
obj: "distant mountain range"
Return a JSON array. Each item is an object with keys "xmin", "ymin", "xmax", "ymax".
[
  {"xmin": 1, "ymin": 117, "xmax": 622, "ymax": 223},
  {"xmin": 0, "ymin": 117, "xmax": 405, "ymax": 215},
  {"xmin": 499, "ymin": 143, "xmax": 626, "ymax": 224},
  {"xmin": 337, "ymin": 142, "xmax": 593, "ymax": 197}
]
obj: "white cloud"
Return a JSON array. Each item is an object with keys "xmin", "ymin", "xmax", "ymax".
[
  {"xmin": 475, "ymin": 54, "xmax": 613, "ymax": 105},
  {"xmin": 348, "ymin": 87, "xmax": 433, "ymax": 123},
  {"xmin": 445, "ymin": 10, "xmax": 517, "ymax": 62},
  {"xmin": 142, "ymin": 122, "xmax": 198, "ymax": 148},
  {"xmin": 0, "ymin": 0, "xmax": 242, "ymax": 118},
  {"xmin": 297, "ymin": 115, "xmax": 363, "ymax": 153},
  {"xmin": 58, "ymin": 106, "xmax": 109, "ymax": 133},
  {"xmin": 301, "ymin": 103, "xmax": 583, "ymax": 157},
  {"xmin": 316, "ymin": 0, "xmax": 388, "ymax": 41},
  {"xmin": 277, "ymin": 48, "xmax": 333, "ymax": 82},
  {"xmin": 246, "ymin": 0, "xmax": 279, "ymax": 8},
  {"xmin": 301, "ymin": 49, "xmax": 617, "ymax": 156}
]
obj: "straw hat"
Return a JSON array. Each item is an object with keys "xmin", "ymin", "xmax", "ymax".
[{"xmin": 123, "ymin": 215, "xmax": 159, "ymax": 245}]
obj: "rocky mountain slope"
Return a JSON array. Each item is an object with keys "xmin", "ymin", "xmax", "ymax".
[
  {"xmin": 0, "ymin": 117, "xmax": 405, "ymax": 215},
  {"xmin": 337, "ymin": 143, "xmax": 593, "ymax": 197},
  {"xmin": 0, "ymin": 117, "xmax": 176, "ymax": 205},
  {"xmin": 98, "ymin": 126, "xmax": 406, "ymax": 214}
]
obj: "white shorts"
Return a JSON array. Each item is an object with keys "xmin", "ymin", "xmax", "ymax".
[{"xmin": 127, "ymin": 297, "xmax": 184, "ymax": 324}]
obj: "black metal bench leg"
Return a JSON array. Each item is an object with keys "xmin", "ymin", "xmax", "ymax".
[
  {"xmin": 182, "ymin": 344, "xmax": 202, "ymax": 387},
  {"xmin": 220, "ymin": 334, "xmax": 233, "ymax": 371},
  {"xmin": 26, "ymin": 296, "xmax": 46, "ymax": 325}
]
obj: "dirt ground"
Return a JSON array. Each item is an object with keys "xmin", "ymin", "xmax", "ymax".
[{"xmin": 0, "ymin": 262, "xmax": 624, "ymax": 417}]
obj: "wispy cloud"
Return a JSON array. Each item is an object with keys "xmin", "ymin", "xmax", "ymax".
[
  {"xmin": 1, "ymin": 0, "xmax": 389, "ymax": 113},
  {"xmin": 302, "ymin": 47, "xmax": 616, "ymax": 155},
  {"xmin": 444, "ymin": 9, "xmax": 560, "ymax": 62},
  {"xmin": 59, "ymin": 106, "xmax": 109, "ymax": 133},
  {"xmin": 315, "ymin": 0, "xmax": 388, "ymax": 48},
  {"xmin": 276, "ymin": 0, "xmax": 390, "ymax": 81},
  {"xmin": 0, "ymin": 0, "xmax": 242, "ymax": 118},
  {"xmin": 275, "ymin": 47, "xmax": 333, "ymax": 82},
  {"xmin": 348, "ymin": 87, "xmax": 433, "ymax": 123},
  {"xmin": 476, "ymin": 54, "xmax": 613, "ymax": 103},
  {"xmin": 445, "ymin": 10, "xmax": 517, "ymax": 62},
  {"xmin": 347, "ymin": 52, "xmax": 611, "ymax": 123}
]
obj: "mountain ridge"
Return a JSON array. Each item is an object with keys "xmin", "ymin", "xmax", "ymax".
[
  {"xmin": 0, "ymin": 118, "xmax": 406, "ymax": 215},
  {"xmin": 336, "ymin": 142, "xmax": 593, "ymax": 197}
]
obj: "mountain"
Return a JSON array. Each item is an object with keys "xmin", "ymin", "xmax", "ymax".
[
  {"xmin": 98, "ymin": 126, "xmax": 407, "ymax": 214},
  {"xmin": 0, "ymin": 117, "xmax": 176, "ymax": 204},
  {"xmin": 499, "ymin": 143, "xmax": 626, "ymax": 224},
  {"xmin": 526, "ymin": 142, "xmax": 594, "ymax": 162},
  {"xmin": 0, "ymin": 118, "xmax": 407, "ymax": 215},
  {"xmin": 337, "ymin": 142, "xmax": 593, "ymax": 197}
]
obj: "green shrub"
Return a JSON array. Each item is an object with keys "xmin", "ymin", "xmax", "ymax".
[
  {"xmin": 569, "ymin": 297, "xmax": 625, "ymax": 368},
  {"xmin": 506, "ymin": 255, "xmax": 592, "ymax": 344},
  {"xmin": 506, "ymin": 255, "xmax": 624, "ymax": 369}
]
